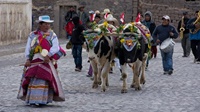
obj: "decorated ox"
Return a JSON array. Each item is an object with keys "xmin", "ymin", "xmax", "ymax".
[
  {"xmin": 116, "ymin": 22, "xmax": 151, "ymax": 93},
  {"xmin": 83, "ymin": 23, "xmax": 116, "ymax": 92}
]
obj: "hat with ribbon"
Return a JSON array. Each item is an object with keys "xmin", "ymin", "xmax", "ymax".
[
  {"xmin": 106, "ymin": 14, "xmax": 119, "ymax": 26},
  {"xmin": 102, "ymin": 8, "xmax": 111, "ymax": 14},
  {"xmin": 36, "ymin": 15, "xmax": 54, "ymax": 23}
]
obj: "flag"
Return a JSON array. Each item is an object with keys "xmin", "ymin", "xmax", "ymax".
[
  {"xmin": 135, "ymin": 13, "xmax": 141, "ymax": 22},
  {"xmin": 104, "ymin": 13, "xmax": 109, "ymax": 19},
  {"xmin": 90, "ymin": 13, "xmax": 96, "ymax": 22},
  {"xmin": 120, "ymin": 12, "xmax": 125, "ymax": 24}
]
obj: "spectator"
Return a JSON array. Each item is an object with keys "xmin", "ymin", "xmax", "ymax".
[
  {"xmin": 141, "ymin": 11, "xmax": 156, "ymax": 69},
  {"xmin": 78, "ymin": 5, "xmax": 89, "ymax": 29},
  {"xmin": 177, "ymin": 11, "xmax": 191, "ymax": 57},
  {"xmin": 65, "ymin": 6, "xmax": 77, "ymax": 40}
]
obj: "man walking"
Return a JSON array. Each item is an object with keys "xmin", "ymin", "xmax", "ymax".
[
  {"xmin": 187, "ymin": 11, "xmax": 200, "ymax": 64},
  {"xmin": 152, "ymin": 15, "xmax": 178, "ymax": 75},
  {"xmin": 177, "ymin": 11, "xmax": 191, "ymax": 57}
]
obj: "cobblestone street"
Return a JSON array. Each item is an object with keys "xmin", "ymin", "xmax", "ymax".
[{"xmin": 0, "ymin": 42, "xmax": 200, "ymax": 112}]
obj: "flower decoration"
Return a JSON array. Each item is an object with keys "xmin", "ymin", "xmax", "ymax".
[
  {"xmin": 116, "ymin": 25, "xmax": 124, "ymax": 34},
  {"xmin": 145, "ymin": 33, "xmax": 151, "ymax": 38},
  {"xmin": 125, "ymin": 39, "xmax": 133, "ymax": 46},
  {"xmin": 120, "ymin": 38, "xmax": 125, "ymax": 43},
  {"xmin": 99, "ymin": 21, "xmax": 109, "ymax": 34},
  {"xmin": 128, "ymin": 23, "xmax": 138, "ymax": 33},
  {"xmin": 84, "ymin": 32, "xmax": 102, "ymax": 49},
  {"xmin": 34, "ymin": 45, "xmax": 42, "ymax": 53}
]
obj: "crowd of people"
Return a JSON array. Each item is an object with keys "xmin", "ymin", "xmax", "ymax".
[{"xmin": 17, "ymin": 5, "xmax": 200, "ymax": 106}]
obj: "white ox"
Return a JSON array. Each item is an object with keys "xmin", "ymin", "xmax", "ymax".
[{"xmin": 83, "ymin": 25, "xmax": 116, "ymax": 92}]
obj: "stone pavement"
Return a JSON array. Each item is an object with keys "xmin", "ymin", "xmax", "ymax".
[{"xmin": 0, "ymin": 41, "xmax": 200, "ymax": 112}]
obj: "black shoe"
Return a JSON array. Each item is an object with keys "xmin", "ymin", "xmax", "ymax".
[
  {"xmin": 163, "ymin": 71, "xmax": 168, "ymax": 75},
  {"xmin": 86, "ymin": 74, "xmax": 92, "ymax": 77},
  {"xmin": 168, "ymin": 70, "xmax": 173, "ymax": 75},
  {"xmin": 75, "ymin": 68, "xmax": 81, "ymax": 72}
]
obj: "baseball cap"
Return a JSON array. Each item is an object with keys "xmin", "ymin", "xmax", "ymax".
[{"xmin": 162, "ymin": 15, "xmax": 170, "ymax": 20}]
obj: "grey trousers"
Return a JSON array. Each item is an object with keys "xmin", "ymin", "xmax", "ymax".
[{"xmin": 181, "ymin": 33, "xmax": 191, "ymax": 56}]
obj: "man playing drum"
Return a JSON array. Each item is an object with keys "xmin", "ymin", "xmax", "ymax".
[{"xmin": 152, "ymin": 15, "xmax": 178, "ymax": 75}]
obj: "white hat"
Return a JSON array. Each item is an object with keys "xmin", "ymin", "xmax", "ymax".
[
  {"xmin": 95, "ymin": 10, "xmax": 100, "ymax": 14},
  {"xmin": 102, "ymin": 8, "xmax": 111, "ymax": 14},
  {"xmin": 106, "ymin": 14, "xmax": 119, "ymax": 26},
  {"xmin": 89, "ymin": 10, "xmax": 95, "ymax": 14},
  {"xmin": 36, "ymin": 15, "xmax": 54, "ymax": 23},
  {"xmin": 162, "ymin": 15, "xmax": 170, "ymax": 20}
]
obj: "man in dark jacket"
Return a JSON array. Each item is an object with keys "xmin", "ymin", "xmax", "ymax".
[
  {"xmin": 187, "ymin": 11, "xmax": 200, "ymax": 64},
  {"xmin": 152, "ymin": 15, "xmax": 178, "ymax": 75},
  {"xmin": 65, "ymin": 6, "xmax": 77, "ymax": 39},
  {"xmin": 78, "ymin": 6, "xmax": 89, "ymax": 29},
  {"xmin": 65, "ymin": 6, "xmax": 77, "ymax": 23},
  {"xmin": 70, "ymin": 16, "xmax": 85, "ymax": 71},
  {"xmin": 177, "ymin": 11, "xmax": 191, "ymax": 57}
]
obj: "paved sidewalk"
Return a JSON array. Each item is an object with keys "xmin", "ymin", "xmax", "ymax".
[{"xmin": 1, "ymin": 42, "xmax": 200, "ymax": 112}]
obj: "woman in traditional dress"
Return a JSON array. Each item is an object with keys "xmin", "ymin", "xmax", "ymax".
[{"xmin": 17, "ymin": 15, "xmax": 65, "ymax": 106}]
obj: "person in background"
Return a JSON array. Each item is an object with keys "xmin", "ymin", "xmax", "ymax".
[
  {"xmin": 17, "ymin": 15, "xmax": 65, "ymax": 106},
  {"xmin": 77, "ymin": 5, "xmax": 89, "ymax": 29},
  {"xmin": 65, "ymin": 6, "xmax": 77, "ymax": 40},
  {"xmin": 70, "ymin": 16, "xmax": 85, "ymax": 72},
  {"xmin": 187, "ymin": 11, "xmax": 200, "ymax": 64},
  {"xmin": 152, "ymin": 15, "xmax": 178, "ymax": 75},
  {"xmin": 89, "ymin": 10, "xmax": 95, "ymax": 22},
  {"xmin": 141, "ymin": 11, "xmax": 156, "ymax": 70},
  {"xmin": 177, "ymin": 11, "xmax": 191, "ymax": 57}
]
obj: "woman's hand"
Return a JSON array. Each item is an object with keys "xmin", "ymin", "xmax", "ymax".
[
  {"xmin": 25, "ymin": 59, "xmax": 31, "ymax": 67},
  {"xmin": 156, "ymin": 39, "xmax": 160, "ymax": 44},
  {"xmin": 43, "ymin": 55, "xmax": 50, "ymax": 63}
]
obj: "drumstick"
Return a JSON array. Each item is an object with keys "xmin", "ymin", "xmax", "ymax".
[{"xmin": 19, "ymin": 61, "xmax": 44, "ymax": 66}]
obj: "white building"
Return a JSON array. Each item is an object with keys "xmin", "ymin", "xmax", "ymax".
[{"xmin": 0, "ymin": 0, "xmax": 32, "ymax": 45}]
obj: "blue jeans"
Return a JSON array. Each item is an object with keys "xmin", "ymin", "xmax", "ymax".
[
  {"xmin": 160, "ymin": 48, "xmax": 174, "ymax": 71},
  {"xmin": 72, "ymin": 45, "xmax": 82, "ymax": 69}
]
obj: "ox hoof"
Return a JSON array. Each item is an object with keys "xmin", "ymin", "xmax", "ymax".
[
  {"xmin": 121, "ymin": 89, "xmax": 128, "ymax": 93},
  {"xmin": 92, "ymin": 83, "xmax": 98, "ymax": 88},
  {"xmin": 98, "ymin": 81, "xmax": 102, "ymax": 85},
  {"xmin": 101, "ymin": 88, "xmax": 106, "ymax": 92},
  {"xmin": 135, "ymin": 86, "xmax": 141, "ymax": 91},
  {"xmin": 130, "ymin": 84, "xmax": 135, "ymax": 88},
  {"xmin": 140, "ymin": 80, "xmax": 146, "ymax": 84}
]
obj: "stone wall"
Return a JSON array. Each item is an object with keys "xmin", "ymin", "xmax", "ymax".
[
  {"xmin": 140, "ymin": 0, "xmax": 200, "ymax": 27},
  {"xmin": 32, "ymin": 0, "xmax": 200, "ymax": 35}
]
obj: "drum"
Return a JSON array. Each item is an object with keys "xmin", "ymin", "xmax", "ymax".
[{"xmin": 160, "ymin": 38, "xmax": 175, "ymax": 53}]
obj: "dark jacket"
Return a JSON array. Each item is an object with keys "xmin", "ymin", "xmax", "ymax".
[
  {"xmin": 78, "ymin": 11, "xmax": 89, "ymax": 28},
  {"xmin": 70, "ymin": 16, "xmax": 85, "ymax": 45},
  {"xmin": 141, "ymin": 11, "xmax": 156, "ymax": 34},
  {"xmin": 177, "ymin": 17, "xmax": 190, "ymax": 34},
  {"xmin": 65, "ymin": 11, "xmax": 77, "ymax": 23},
  {"xmin": 187, "ymin": 17, "xmax": 200, "ymax": 40},
  {"xmin": 152, "ymin": 24, "xmax": 178, "ymax": 44}
]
